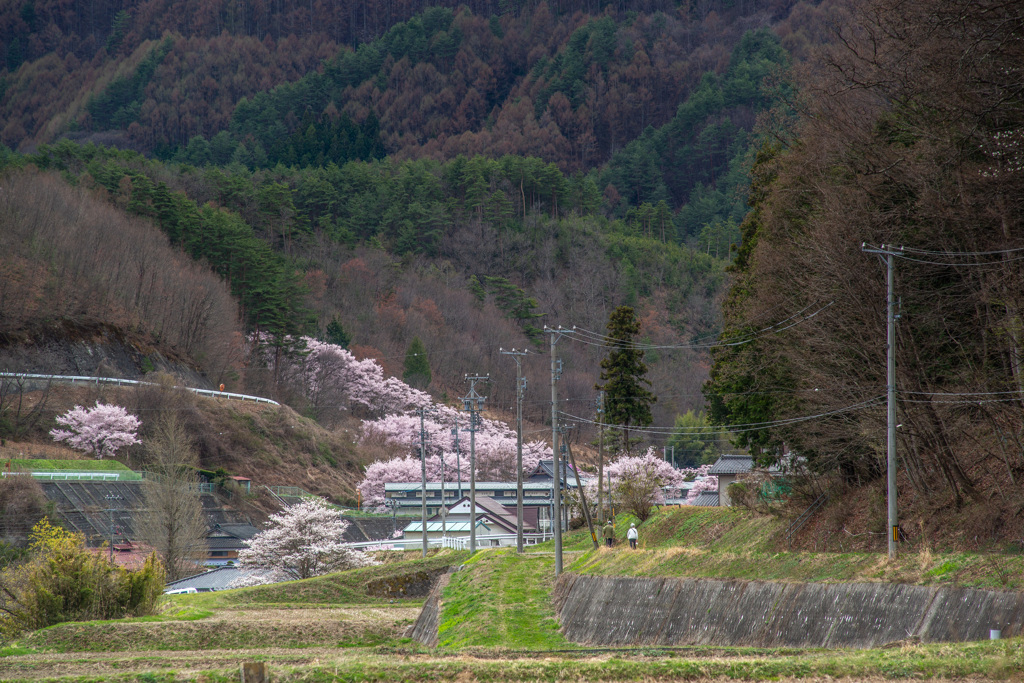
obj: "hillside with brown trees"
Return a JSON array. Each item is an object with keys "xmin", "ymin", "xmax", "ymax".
[
  {"xmin": 704, "ymin": 0, "xmax": 1024, "ymax": 546},
  {"xmin": 2, "ymin": 0, "xmax": 833, "ymax": 168}
]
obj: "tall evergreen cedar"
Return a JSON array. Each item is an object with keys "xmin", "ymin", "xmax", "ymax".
[
  {"xmin": 596, "ymin": 306, "xmax": 656, "ymax": 455},
  {"xmin": 324, "ymin": 317, "xmax": 351, "ymax": 349},
  {"xmin": 402, "ymin": 337, "xmax": 431, "ymax": 390}
]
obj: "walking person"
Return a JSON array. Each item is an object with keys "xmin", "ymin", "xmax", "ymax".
[
  {"xmin": 627, "ymin": 522, "xmax": 638, "ymax": 549},
  {"xmin": 603, "ymin": 520, "xmax": 614, "ymax": 547}
]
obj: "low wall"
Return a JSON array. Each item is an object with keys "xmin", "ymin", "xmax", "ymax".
[
  {"xmin": 553, "ymin": 574, "xmax": 1024, "ymax": 649},
  {"xmin": 408, "ymin": 569, "xmax": 455, "ymax": 647}
]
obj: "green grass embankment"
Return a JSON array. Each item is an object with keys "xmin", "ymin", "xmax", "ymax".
[
  {"xmin": 437, "ymin": 550, "xmax": 569, "ymax": 650},
  {"xmin": 7, "ymin": 459, "xmax": 133, "ymax": 471},
  {"xmin": 214, "ymin": 549, "xmax": 471, "ymax": 607},
  {"xmin": 539, "ymin": 507, "xmax": 1024, "ymax": 590}
]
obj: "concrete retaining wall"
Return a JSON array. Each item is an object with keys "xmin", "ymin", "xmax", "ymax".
[
  {"xmin": 553, "ymin": 574, "xmax": 1024, "ymax": 648},
  {"xmin": 408, "ymin": 569, "xmax": 455, "ymax": 647}
]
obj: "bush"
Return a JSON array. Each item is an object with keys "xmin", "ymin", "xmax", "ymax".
[{"xmin": 0, "ymin": 520, "xmax": 164, "ymax": 636}]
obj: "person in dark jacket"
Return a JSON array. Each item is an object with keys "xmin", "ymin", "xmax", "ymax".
[{"xmin": 603, "ymin": 520, "xmax": 614, "ymax": 547}]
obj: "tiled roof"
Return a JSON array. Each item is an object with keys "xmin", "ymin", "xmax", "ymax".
[
  {"xmin": 164, "ymin": 567, "xmax": 275, "ymax": 591},
  {"xmin": 691, "ymin": 491, "xmax": 720, "ymax": 507},
  {"xmin": 707, "ymin": 454, "xmax": 755, "ymax": 475}
]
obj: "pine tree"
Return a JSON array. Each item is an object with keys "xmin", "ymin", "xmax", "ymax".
[
  {"xmin": 595, "ymin": 306, "xmax": 656, "ymax": 455},
  {"xmin": 324, "ymin": 317, "xmax": 351, "ymax": 348},
  {"xmin": 402, "ymin": 336, "xmax": 432, "ymax": 389}
]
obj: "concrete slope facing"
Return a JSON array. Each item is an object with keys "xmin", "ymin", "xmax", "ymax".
[{"xmin": 553, "ymin": 574, "xmax": 1024, "ymax": 649}]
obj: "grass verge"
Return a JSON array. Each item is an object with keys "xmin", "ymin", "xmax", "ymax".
[
  {"xmin": 3, "ymin": 639, "xmax": 1022, "ymax": 682},
  {"xmin": 543, "ymin": 507, "xmax": 1024, "ymax": 590}
]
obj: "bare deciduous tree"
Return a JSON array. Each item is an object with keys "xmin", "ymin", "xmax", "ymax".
[{"xmin": 136, "ymin": 414, "xmax": 208, "ymax": 582}]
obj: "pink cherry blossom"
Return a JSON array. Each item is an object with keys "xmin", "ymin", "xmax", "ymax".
[
  {"xmin": 236, "ymin": 498, "xmax": 372, "ymax": 580},
  {"xmin": 50, "ymin": 402, "xmax": 141, "ymax": 459}
]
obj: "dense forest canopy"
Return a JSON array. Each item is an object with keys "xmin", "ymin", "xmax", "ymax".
[{"xmin": 0, "ymin": 0, "xmax": 839, "ymax": 444}]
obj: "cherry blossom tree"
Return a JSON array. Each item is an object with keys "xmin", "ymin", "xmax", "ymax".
[
  {"xmin": 604, "ymin": 449, "xmax": 693, "ymax": 521},
  {"xmin": 685, "ymin": 468, "xmax": 718, "ymax": 504},
  {"xmin": 253, "ymin": 336, "xmax": 552, "ymax": 510},
  {"xmin": 358, "ymin": 404, "xmax": 549, "ymax": 508},
  {"xmin": 50, "ymin": 402, "xmax": 141, "ymax": 459},
  {"xmin": 236, "ymin": 498, "xmax": 372, "ymax": 582},
  {"xmin": 251, "ymin": 335, "xmax": 430, "ymax": 421}
]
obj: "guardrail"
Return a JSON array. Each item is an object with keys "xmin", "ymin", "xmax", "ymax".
[
  {"xmin": 1, "ymin": 471, "xmax": 140, "ymax": 481},
  {"xmin": 267, "ymin": 485, "xmax": 313, "ymax": 498},
  {"xmin": 0, "ymin": 372, "xmax": 279, "ymax": 405}
]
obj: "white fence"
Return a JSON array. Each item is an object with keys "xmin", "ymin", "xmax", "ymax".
[
  {"xmin": 0, "ymin": 372, "xmax": 279, "ymax": 405},
  {"xmin": 347, "ymin": 531, "xmax": 554, "ymax": 552},
  {"xmin": 1, "ymin": 471, "xmax": 131, "ymax": 481}
]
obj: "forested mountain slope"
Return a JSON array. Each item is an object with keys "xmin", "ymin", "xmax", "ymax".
[
  {"xmin": 1, "ymin": 1, "xmax": 836, "ymax": 496},
  {"xmin": 704, "ymin": 0, "xmax": 1024, "ymax": 545}
]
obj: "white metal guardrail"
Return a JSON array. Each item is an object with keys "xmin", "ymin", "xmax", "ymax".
[
  {"xmin": 0, "ymin": 372, "xmax": 279, "ymax": 405},
  {"xmin": 0, "ymin": 471, "xmax": 134, "ymax": 481}
]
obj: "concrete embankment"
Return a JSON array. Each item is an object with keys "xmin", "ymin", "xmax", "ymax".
[
  {"xmin": 553, "ymin": 574, "xmax": 1024, "ymax": 648},
  {"xmin": 408, "ymin": 568, "xmax": 455, "ymax": 647}
]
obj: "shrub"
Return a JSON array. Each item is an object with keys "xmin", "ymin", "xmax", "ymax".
[{"xmin": 0, "ymin": 520, "xmax": 164, "ymax": 636}]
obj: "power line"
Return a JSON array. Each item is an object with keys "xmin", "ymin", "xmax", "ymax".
[
  {"xmin": 895, "ymin": 253, "xmax": 1024, "ymax": 267},
  {"xmin": 899, "ymin": 245, "xmax": 1024, "ymax": 257},
  {"xmin": 560, "ymin": 300, "xmax": 835, "ymax": 352},
  {"xmin": 556, "ymin": 395, "xmax": 885, "ymax": 436}
]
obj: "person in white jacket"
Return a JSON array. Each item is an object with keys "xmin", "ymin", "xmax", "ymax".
[{"xmin": 627, "ymin": 523, "xmax": 638, "ymax": 549}]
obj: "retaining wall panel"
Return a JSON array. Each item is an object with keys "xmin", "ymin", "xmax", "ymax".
[{"xmin": 556, "ymin": 573, "xmax": 1024, "ymax": 649}]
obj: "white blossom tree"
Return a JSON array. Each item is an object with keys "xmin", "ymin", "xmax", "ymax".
[
  {"xmin": 237, "ymin": 498, "xmax": 372, "ymax": 581},
  {"xmin": 605, "ymin": 450, "xmax": 692, "ymax": 521},
  {"xmin": 50, "ymin": 402, "xmax": 141, "ymax": 459}
]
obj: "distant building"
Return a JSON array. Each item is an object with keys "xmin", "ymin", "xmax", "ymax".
[
  {"xmin": 164, "ymin": 566, "xmax": 275, "ymax": 593},
  {"xmin": 384, "ymin": 458, "xmax": 586, "ymax": 532},
  {"xmin": 205, "ymin": 523, "xmax": 260, "ymax": 565},
  {"xmin": 705, "ymin": 454, "xmax": 782, "ymax": 506},
  {"xmin": 401, "ymin": 495, "xmax": 540, "ymax": 547}
]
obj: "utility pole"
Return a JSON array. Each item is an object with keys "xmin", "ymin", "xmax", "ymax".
[
  {"xmin": 862, "ymin": 242, "xmax": 902, "ymax": 559},
  {"xmin": 105, "ymin": 493, "xmax": 121, "ymax": 563},
  {"xmin": 596, "ymin": 392, "xmax": 605, "ymax": 523},
  {"xmin": 417, "ymin": 406, "xmax": 430, "ymax": 558},
  {"xmin": 440, "ymin": 445, "xmax": 446, "ymax": 539},
  {"xmin": 544, "ymin": 326, "xmax": 566, "ymax": 576},
  {"xmin": 563, "ymin": 426, "xmax": 599, "ymax": 549},
  {"xmin": 451, "ymin": 415, "xmax": 462, "ymax": 500},
  {"xmin": 462, "ymin": 374, "xmax": 488, "ymax": 554},
  {"xmin": 501, "ymin": 348, "xmax": 529, "ymax": 552}
]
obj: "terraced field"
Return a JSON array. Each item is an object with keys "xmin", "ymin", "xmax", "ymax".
[{"xmin": 3, "ymin": 511, "xmax": 1023, "ymax": 682}]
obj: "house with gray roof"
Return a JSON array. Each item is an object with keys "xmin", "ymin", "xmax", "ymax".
[
  {"xmin": 163, "ymin": 566, "xmax": 276, "ymax": 592},
  {"xmin": 705, "ymin": 454, "xmax": 781, "ymax": 506}
]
